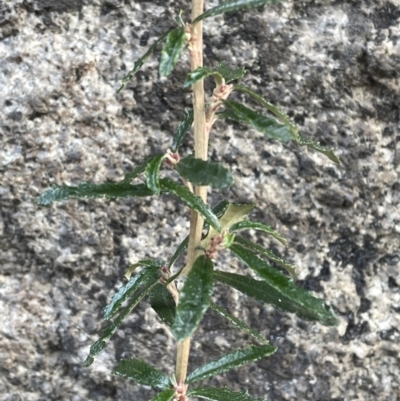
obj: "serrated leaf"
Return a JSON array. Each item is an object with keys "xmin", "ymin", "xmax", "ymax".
[
  {"xmin": 117, "ymin": 31, "xmax": 169, "ymax": 93},
  {"xmin": 159, "ymin": 27, "xmax": 186, "ymax": 77},
  {"xmin": 223, "ymin": 100, "xmax": 293, "ymax": 142},
  {"xmin": 186, "ymin": 344, "xmax": 276, "ymax": 384},
  {"xmin": 167, "ymin": 235, "xmax": 189, "ymax": 269},
  {"xmin": 171, "ymin": 109, "xmax": 194, "ymax": 152},
  {"xmin": 226, "ymin": 244, "xmax": 338, "ymax": 326},
  {"xmin": 233, "ymin": 235, "xmax": 297, "ymax": 278},
  {"xmin": 187, "ymin": 387, "xmax": 263, "ymax": 401},
  {"xmin": 233, "ymin": 85, "xmax": 340, "ymax": 163},
  {"xmin": 201, "ymin": 203, "xmax": 254, "ymax": 252},
  {"xmin": 176, "ymin": 156, "xmax": 234, "ymax": 189},
  {"xmin": 171, "ymin": 255, "xmax": 214, "ymax": 340},
  {"xmin": 184, "ymin": 62, "xmax": 245, "ymax": 88},
  {"xmin": 209, "ymin": 302, "xmax": 268, "ymax": 344},
  {"xmin": 125, "ymin": 258, "xmax": 165, "ymax": 280},
  {"xmin": 37, "ymin": 182, "xmax": 153, "ymax": 206},
  {"xmin": 149, "ymin": 283, "xmax": 176, "ymax": 326},
  {"xmin": 113, "ymin": 357, "xmax": 171, "ymax": 389},
  {"xmin": 229, "ymin": 220, "xmax": 287, "ymax": 247},
  {"xmin": 146, "ymin": 154, "xmax": 167, "ymax": 194},
  {"xmin": 193, "ymin": 0, "xmax": 280, "ymax": 24},
  {"xmin": 149, "ymin": 389, "xmax": 176, "ymax": 401},
  {"xmin": 159, "ymin": 178, "xmax": 221, "ymax": 232},
  {"xmin": 84, "ymin": 278, "xmax": 159, "ymax": 366},
  {"xmin": 123, "ymin": 155, "xmax": 162, "ymax": 184}
]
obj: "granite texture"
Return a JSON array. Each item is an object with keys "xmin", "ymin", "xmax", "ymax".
[{"xmin": 0, "ymin": 0, "xmax": 399, "ymax": 400}]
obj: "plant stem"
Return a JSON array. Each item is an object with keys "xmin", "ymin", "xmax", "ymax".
[{"xmin": 175, "ymin": 0, "xmax": 206, "ymax": 388}]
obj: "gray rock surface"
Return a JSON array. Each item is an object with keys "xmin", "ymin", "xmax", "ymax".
[{"xmin": 1, "ymin": 0, "xmax": 399, "ymax": 400}]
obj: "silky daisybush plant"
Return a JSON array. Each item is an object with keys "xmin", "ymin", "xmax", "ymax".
[{"xmin": 38, "ymin": 1, "xmax": 340, "ymax": 400}]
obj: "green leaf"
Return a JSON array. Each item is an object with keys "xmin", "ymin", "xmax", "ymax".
[
  {"xmin": 227, "ymin": 244, "xmax": 338, "ymax": 326},
  {"xmin": 159, "ymin": 178, "xmax": 221, "ymax": 232},
  {"xmin": 187, "ymin": 387, "xmax": 263, "ymax": 401},
  {"xmin": 149, "ymin": 389, "xmax": 176, "ymax": 401},
  {"xmin": 37, "ymin": 182, "xmax": 153, "ymax": 206},
  {"xmin": 171, "ymin": 109, "xmax": 194, "ymax": 152},
  {"xmin": 233, "ymin": 235, "xmax": 297, "ymax": 278},
  {"xmin": 186, "ymin": 344, "xmax": 276, "ymax": 384},
  {"xmin": 117, "ymin": 31, "xmax": 170, "ymax": 93},
  {"xmin": 193, "ymin": 0, "xmax": 280, "ymax": 24},
  {"xmin": 125, "ymin": 258, "xmax": 165, "ymax": 280},
  {"xmin": 146, "ymin": 154, "xmax": 167, "ymax": 194},
  {"xmin": 184, "ymin": 62, "xmax": 245, "ymax": 88},
  {"xmin": 176, "ymin": 156, "xmax": 234, "ymax": 189},
  {"xmin": 233, "ymin": 85, "xmax": 340, "ymax": 163},
  {"xmin": 103, "ymin": 267, "xmax": 155, "ymax": 321},
  {"xmin": 201, "ymin": 203, "xmax": 254, "ymax": 252},
  {"xmin": 84, "ymin": 278, "xmax": 159, "ymax": 366},
  {"xmin": 212, "ymin": 200, "xmax": 230, "ymax": 218},
  {"xmin": 159, "ymin": 27, "xmax": 186, "ymax": 77},
  {"xmin": 123, "ymin": 156, "xmax": 162, "ymax": 184},
  {"xmin": 167, "ymin": 235, "xmax": 189, "ymax": 269},
  {"xmin": 149, "ymin": 283, "xmax": 176, "ymax": 327},
  {"xmin": 223, "ymin": 100, "xmax": 293, "ymax": 142},
  {"xmin": 113, "ymin": 357, "xmax": 171, "ymax": 389},
  {"xmin": 171, "ymin": 255, "xmax": 214, "ymax": 340},
  {"xmin": 209, "ymin": 302, "xmax": 268, "ymax": 344},
  {"xmin": 229, "ymin": 220, "xmax": 287, "ymax": 247}
]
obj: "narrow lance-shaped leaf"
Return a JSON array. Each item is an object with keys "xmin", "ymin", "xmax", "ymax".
[
  {"xmin": 233, "ymin": 235, "xmax": 297, "ymax": 278},
  {"xmin": 149, "ymin": 389, "xmax": 176, "ymax": 401},
  {"xmin": 146, "ymin": 153, "xmax": 167, "ymax": 194},
  {"xmin": 37, "ymin": 182, "xmax": 153, "ymax": 206},
  {"xmin": 171, "ymin": 255, "xmax": 214, "ymax": 340},
  {"xmin": 184, "ymin": 62, "xmax": 245, "ymax": 88},
  {"xmin": 187, "ymin": 387, "xmax": 263, "ymax": 401},
  {"xmin": 229, "ymin": 244, "xmax": 339, "ymax": 326},
  {"xmin": 149, "ymin": 283, "xmax": 176, "ymax": 327},
  {"xmin": 223, "ymin": 100, "xmax": 293, "ymax": 142},
  {"xmin": 186, "ymin": 344, "xmax": 277, "ymax": 384},
  {"xmin": 125, "ymin": 258, "xmax": 165, "ymax": 280},
  {"xmin": 123, "ymin": 155, "xmax": 163, "ymax": 184},
  {"xmin": 113, "ymin": 357, "xmax": 171, "ymax": 389},
  {"xmin": 167, "ymin": 235, "xmax": 189, "ymax": 269},
  {"xmin": 209, "ymin": 302, "xmax": 268, "ymax": 344},
  {"xmin": 159, "ymin": 27, "xmax": 186, "ymax": 77},
  {"xmin": 176, "ymin": 155, "xmax": 234, "ymax": 189},
  {"xmin": 117, "ymin": 31, "xmax": 169, "ymax": 93},
  {"xmin": 171, "ymin": 109, "xmax": 194, "ymax": 152},
  {"xmin": 160, "ymin": 178, "xmax": 221, "ymax": 232},
  {"xmin": 229, "ymin": 220, "xmax": 287, "ymax": 247},
  {"xmin": 84, "ymin": 278, "xmax": 159, "ymax": 366},
  {"xmin": 193, "ymin": 0, "xmax": 280, "ymax": 24},
  {"xmin": 232, "ymin": 84, "xmax": 340, "ymax": 163}
]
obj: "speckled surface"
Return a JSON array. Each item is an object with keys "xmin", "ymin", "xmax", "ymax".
[{"xmin": 0, "ymin": 0, "xmax": 399, "ymax": 400}]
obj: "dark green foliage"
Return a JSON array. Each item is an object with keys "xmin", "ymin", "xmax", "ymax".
[
  {"xmin": 220, "ymin": 244, "xmax": 338, "ymax": 326},
  {"xmin": 223, "ymin": 100, "xmax": 293, "ymax": 142},
  {"xmin": 209, "ymin": 302, "xmax": 268, "ymax": 344},
  {"xmin": 113, "ymin": 357, "xmax": 172, "ymax": 389},
  {"xmin": 159, "ymin": 178, "xmax": 221, "ymax": 231},
  {"xmin": 117, "ymin": 31, "xmax": 170, "ymax": 92},
  {"xmin": 149, "ymin": 389, "xmax": 176, "ymax": 401},
  {"xmin": 186, "ymin": 344, "xmax": 277, "ymax": 383},
  {"xmin": 232, "ymin": 235, "xmax": 297, "ymax": 277},
  {"xmin": 171, "ymin": 109, "xmax": 194, "ymax": 152},
  {"xmin": 184, "ymin": 62, "xmax": 245, "ymax": 87},
  {"xmin": 176, "ymin": 155, "xmax": 234, "ymax": 188},
  {"xmin": 167, "ymin": 235, "xmax": 189, "ymax": 269},
  {"xmin": 187, "ymin": 387, "xmax": 263, "ymax": 401},
  {"xmin": 149, "ymin": 283, "xmax": 176, "ymax": 326},
  {"xmin": 172, "ymin": 255, "xmax": 214, "ymax": 340},
  {"xmin": 193, "ymin": 0, "xmax": 281, "ymax": 24},
  {"xmin": 159, "ymin": 27, "xmax": 186, "ymax": 77},
  {"xmin": 229, "ymin": 220, "xmax": 287, "ymax": 246},
  {"xmin": 146, "ymin": 154, "xmax": 166, "ymax": 194},
  {"xmin": 232, "ymin": 85, "xmax": 340, "ymax": 163}
]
